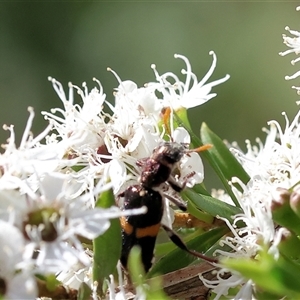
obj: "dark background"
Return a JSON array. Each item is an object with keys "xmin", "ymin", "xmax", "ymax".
[{"xmin": 0, "ymin": 2, "xmax": 299, "ymax": 188}]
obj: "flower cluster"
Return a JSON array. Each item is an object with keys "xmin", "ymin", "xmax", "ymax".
[
  {"xmin": 0, "ymin": 52, "xmax": 229, "ymax": 299},
  {"xmin": 4, "ymin": 6, "xmax": 300, "ymax": 299},
  {"xmin": 202, "ymin": 110, "xmax": 300, "ymax": 298},
  {"xmin": 201, "ymin": 7, "xmax": 300, "ymax": 299}
]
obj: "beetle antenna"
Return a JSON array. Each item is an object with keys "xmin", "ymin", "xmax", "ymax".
[{"xmin": 186, "ymin": 144, "xmax": 213, "ymax": 153}]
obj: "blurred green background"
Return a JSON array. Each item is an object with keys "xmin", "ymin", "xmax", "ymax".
[{"xmin": 0, "ymin": 2, "xmax": 299, "ymax": 188}]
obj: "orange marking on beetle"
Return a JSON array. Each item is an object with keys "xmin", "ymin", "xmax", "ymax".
[
  {"xmin": 135, "ymin": 223, "xmax": 161, "ymax": 238},
  {"xmin": 120, "ymin": 216, "xmax": 133, "ymax": 235}
]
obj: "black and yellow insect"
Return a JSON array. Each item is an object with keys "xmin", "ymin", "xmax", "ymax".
[{"xmin": 118, "ymin": 141, "xmax": 216, "ymax": 272}]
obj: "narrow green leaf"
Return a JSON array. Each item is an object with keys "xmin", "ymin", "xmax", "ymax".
[
  {"xmin": 255, "ymin": 289, "xmax": 290, "ymax": 300},
  {"xmin": 278, "ymin": 230, "xmax": 300, "ymax": 260},
  {"xmin": 174, "ymin": 108, "xmax": 192, "ymax": 129},
  {"xmin": 144, "ymin": 278, "xmax": 171, "ymax": 300},
  {"xmin": 155, "ymin": 239, "xmax": 178, "ymax": 256},
  {"xmin": 192, "ymin": 183, "xmax": 211, "ymax": 196},
  {"xmin": 128, "ymin": 247, "xmax": 170, "ymax": 300},
  {"xmin": 224, "ymin": 249, "xmax": 300, "ymax": 298},
  {"xmin": 77, "ymin": 283, "xmax": 92, "ymax": 300},
  {"xmin": 173, "ymin": 110, "xmax": 199, "ymax": 148},
  {"xmin": 200, "ymin": 123, "xmax": 250, "ymax": 206},
  {"xmin": 272, "ymin": 200, "xmax": 300, "ymax": 236},
  {"xmin": 187, "ymin": 199, "xmax": 215, "ymax": 224},
  {"xmin": 128, "ymin": 246, "xmax": 145, "ymax": 285},
  {"xmin": 159, "ymin": 108, "xmax": 191, "ymax": 139},
  {"xmin": 71, "ymin": 165, "xmax": 85, "ymax": 172},
  {"xmin": 183, "ymin": 189, "xmax": 242, "ymax": 222},
  {"xmin": 148, "ymin": 226, "xmax": 228, "ymax": 276},
  {"xmin": 45, "ymin": 274, "xmax": 59, "ymax": 292},
  {"xmin": 93, "ymin": 188, "xmax": 122, "ymax": 295},
  {"xmin": 200, "ymin": 123, "xmax": 250, "ymax": 184}
]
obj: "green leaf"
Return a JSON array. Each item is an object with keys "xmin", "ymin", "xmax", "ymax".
[
  {"xmin": 223, "ymin": 249, "xmax": 300, "ymax": 298},
  {"xmin": 77, "ymin": 283, "xmax": 92, "ymax": 300},
  {"xmin": 174, "ymin": 108, "xmax": 192, "ymax": 129},
  {"xmin": 148, "ymin": 226, "xmax": 228, "ymax": 276},
  {"xmin": 272, "ymin": 198, "xmax": 300, "ymax": 236},
  {"xmin": 183, "ymin": 189, "xmax": 242, "ymax": 222},
  {"xmin": 145, "ymin": 278, "xmax": 171, "ymax": 300},
  {"xmin": 93, "ymin": 187, "xmax": 122, "ymax": 296},
  {"xmin": 187, "ymin": 199, "xmax": 215, "ymax": 224},
  {"xmin": 45, "ymin": 274, "xmax": 60, "ymax": 292},
  {"xmin": 160, "ymin": 107, "xmax": 192, "ymax": 132},
  {"xmin": 128, "ymin": 246, "xmax": 170, "ymax": 300},
  {"xmin": 173, "ymin": 110, "xmax": 198, "ymax": 148},
  {"xmin": 128, "ymin": 246, "xmax": 145, "ymax": 285},
  {"xmin": 200, "ymin": 123, "xmax": 250, "ymax": 206},
  {"xmin": 277, "ymin": 230, "xmax": 300, "ymax": 260},
  {"xmin": 192, "ymin": 183, "xmax": 211, "ymax": 196},
  {"xmin": 71, "ymin": 165, "xmax": 85, "ymax": 172},
  {"xmin": 200, "ymin": 122, "xmax": 250, "ymax": 184},
  {"xmin": 255, "ymin": 289, "xmax": 290, "ymax": 300}
]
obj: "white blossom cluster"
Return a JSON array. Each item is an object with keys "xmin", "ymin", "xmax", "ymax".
[
  {"xmin": 202, "ymin": 8, "xmax": 300, "ymax": 298},
  {"xmin": 202, "ymin": 109, "xmax": 300, "ymax": 299},
  {"xmin": 0, "ymin": 52, "xmax": 229, "ymax": 299},
  {"xmin": 279, "ymin": 6, "xmax": 300, "ymax": 93}
]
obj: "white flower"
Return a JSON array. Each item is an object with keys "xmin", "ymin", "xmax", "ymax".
[
  {"xmin": 279, "ymin": 26, "xmax": 300, "ymax": 69},
  {"xmin": 0, "ymin": 107, "xmax": 62, "ymax": 191},
  {"xmin": 56, "ymin": 251, "xmax": 92, "ymax": 290},
  {"xmin": 42, "ymin": 77, "xmax": 107, "ymax": 153},
  {"xmin": 231, "ymin": 109, "xmax": 300, "ymax": 188},
  {"xmin": 201, "ymin": 176, "xmax": 278, "ymax": 299},
  {"xmin": 105, "ymin": 70, "xmax": 164, "ymax": 160},
  {"xmin": 172, "ymin": 127, "xmax": 204, "ymax": 186},
  {"xmin": 280, "ymin": 26, "xmax": 300, "ymax": 56},
  {"xmin": 21, "ymin": 172, "xmax": 145, "ymax": 273},
  {"xmin": 0, "ymin": 53, "xmax": 221, "ymax": 299},
  {"xmin": 42, "ymin": 52, "xmax": 226, "ymax": 196},
  {"xmin": 205, "ymin": 108, "xmax": 300, "ymax": 298},
  {"xmin": 201, "ymin": 272, "xmax": 253, "ymax": 300},
  {"xmin": 0, "ymin": 220, "xmax": 37, "ymax": 299},
  {"xmin": 148, "ymin": 52, "xmax": 230, "ymax": 110},
  {"xmin": 106, "ymin": 262, "xmax": 147, "ymax": 300},
  {"xmin": 110, "ymin": 77, "xmax": 163, "ymax": 123},
  {"xmin": 43, "ymin": 77, "xmax": 163, "ymax": 194},
  {"xmin": 279, "ymin": 9, "xmax": 300, "ymax": 81}
]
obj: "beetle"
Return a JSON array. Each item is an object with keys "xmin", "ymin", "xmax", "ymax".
[{"xmin": 118, "ymin": 141, "xmax": 217, "ymax": 273}]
